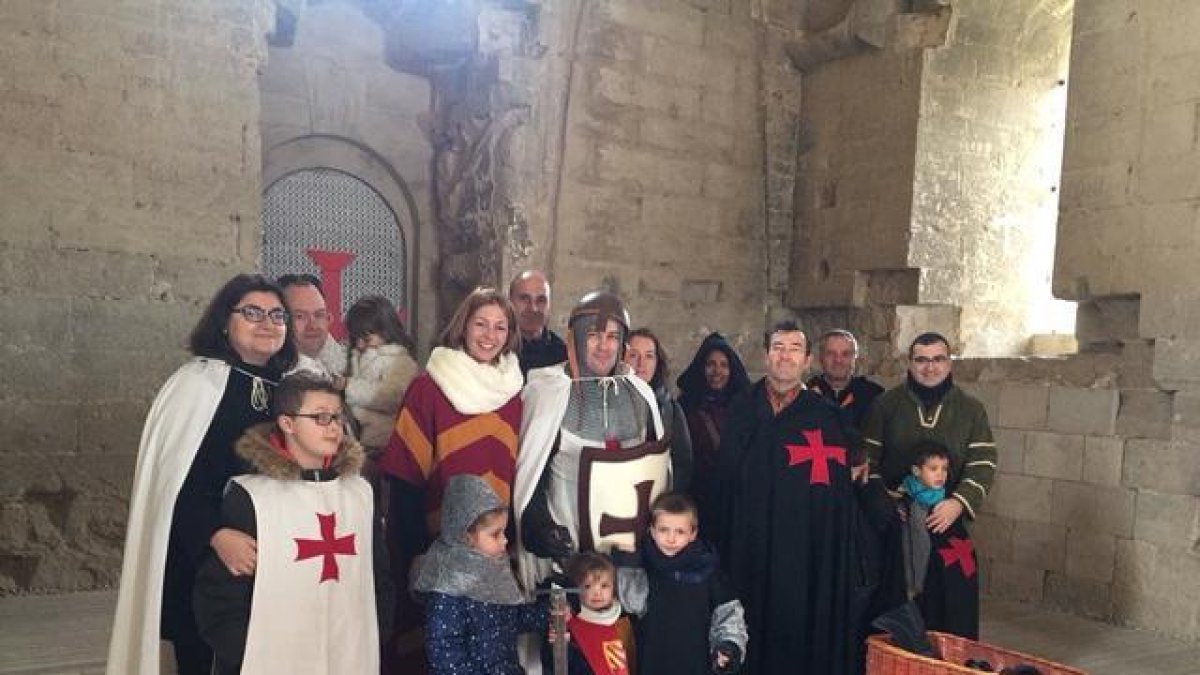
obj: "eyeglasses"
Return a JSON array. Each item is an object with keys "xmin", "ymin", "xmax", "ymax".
[
  {"xmin": 911, "ymin": 355, "xmax": 951, "ymax": 365},
  {"xmin": 289, "ymin": 411, "xmax": 344, "ymax": 426},
  {"xmin": 292, "ymin": 309, "xmax": 330, "ymax": 323},
  {"xmin": 232, "ymin": 305, "xmax": 289, "ymax": 325}
]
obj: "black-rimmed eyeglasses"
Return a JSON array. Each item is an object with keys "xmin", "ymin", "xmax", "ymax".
[
  {"xmin": 289, "ymin": 411, "xmax": 344, "ymax": 426},
  {"xmin": 232, "ymin": 305, "xmax": 290, "ymax": 325}
]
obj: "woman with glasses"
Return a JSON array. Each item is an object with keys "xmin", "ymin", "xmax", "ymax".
[
  {"xmin": 376, "ymin": 287, "xmax": 524, "ymax": 673},
  {"xmin": 108, "ymin": 274, "xmax": 298, "ymax": 675}
]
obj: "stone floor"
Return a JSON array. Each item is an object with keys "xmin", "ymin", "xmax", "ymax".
[{"xmin": 1, "ymin": 592, "xmax": 1198, "ymax": 674}]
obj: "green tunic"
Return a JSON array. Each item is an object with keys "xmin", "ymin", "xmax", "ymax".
[{"xmin": 862, "ymin": 384, "xmax": 997, "ymax": 519}]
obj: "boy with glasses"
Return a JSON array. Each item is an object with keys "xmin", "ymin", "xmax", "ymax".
[
  {"xmin": 193, "ymin": 373, "xmax": 392, "ymax": 674},
  {"xmin": 861, "ymin": 332, "xmax": 996, "ymax": 638}
]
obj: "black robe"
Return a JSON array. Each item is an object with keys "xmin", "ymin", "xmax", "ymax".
[
  {"xmin": 718, "ymin": 382, "xmax": 869, "ymax": 675},
  {"xmin": 916, "ymin": 516, "xmax": 979, "ymax": 639}
]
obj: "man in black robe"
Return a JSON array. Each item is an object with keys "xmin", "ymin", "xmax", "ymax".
[{"xmin": 716, "ymin": 321, "xmax": 870, "ymax": 675}]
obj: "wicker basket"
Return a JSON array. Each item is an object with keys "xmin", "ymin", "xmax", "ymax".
[{"xmin": 866, "ymin": 631, "xmax": 1088, "ymax": 675}]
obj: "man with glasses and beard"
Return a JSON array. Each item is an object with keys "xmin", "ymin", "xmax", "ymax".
[{"xmin": 862, "ymin": 331, "xmax": 997, "ymax": 638}]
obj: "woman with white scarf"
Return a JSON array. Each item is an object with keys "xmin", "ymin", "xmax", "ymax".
[{"xmin": 376, "ymin": 286, "xmax": 524, "ymax": 673}]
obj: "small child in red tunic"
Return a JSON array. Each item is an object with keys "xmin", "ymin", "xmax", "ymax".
[{"xmin": 546, "ymin": 552, "xmax": 637, "ymax": 675}]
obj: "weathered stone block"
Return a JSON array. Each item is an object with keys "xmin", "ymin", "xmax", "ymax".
[
  {"xmin": 0, "ymin": 349, "xmax": 84, "ymax": 400},
  {"xmin": 1051, "ymin": 481, "xmax": 1135, "ymax": 537},
  {"xmin": 70, "ymin": 299, "xmax": 197, "ymax": 353},
  {"xmin": 0, "ymin": 401, "xmax": 80, "ymax": 455},
  {"xmin": 641, "ymin": 115, "xmax": 736, "ymax": 159},
  {"xmin": 701, "ymin": 162, "xmax": 760, "ymax": 203},
  {"xmin": 987, "ymin": 561, "xmax": 1045, "ymax": 603},
  {"xmin": 987, "ymin": 473, "xmax": 1055, "ymax": 524},
  {"xmin": 1140, "ymin": 101, "xmax": 1197, "ymax": 161},
  {"xmin": 1083, "ymin": 435, "xmax": 1124, "ymax": 486},
  {"xmin": 1154, "ymin": 338, "xmax": 1200, "ymax": 390},
  {"xmin": 635, "ymin": 74, "xmax": 702, "ymax": 120},
  {"xmin": 1011, "ymin": 520, "xmax": 1066, "ymax": 572},
  {"xmin": 1065, "ymin": 530, "xmax": 1117, "ymax": 582},
  {"xmin": 1112, "ymin": 539, "xmax": 1200, "ymax": 638},
  {"xmin": 603, "ymin": 0, "xmax": 705, "ymax": 47},
  {"xmin": 971, "ymin": 513, "xmax": 1013, "ymax": 563},
  {"xmin": 1135, "ymin": 489, "xmax": 1200, "ymax": 551},
  {"xmin": 594, "ymin": 141, "xmax": 704, "ymax": 196},
  {"xmin": 1171, "ymin": 389, "xmax": 1200, "ymax": 442},
  {"xmin": 1123, "ymin": 438, "xmax": 1200, "ymax": 495},
  {"xmin": 78, "ymin": 402, "xmax": 150, "ymax": 456},
  {"xmin": 1116, "ymin": 388, "xmax": 1174, "ymax": 439},
  {"xmin": 0, "ymin": 296, "xmax": 74, "ymax": 350},
  {"xmin": 1024, "ymin": 431, "xmax": 1084, "ymax": 480},
  {"xmin": 644, "ymin": 38, "xmax": 737, "ymax": 93},
  {"xmin": 1043, "ymin": 573, "xmax": 1114, "ymax": 621},
  {"xmin": 960, "ymin": 382, "xmax": 1000, "ymax": 424},
  {"xmin": 1046, "ymin": 386, "xmax": 1118, "ymax": 435},
  {"xmin": 991, "ymin": 428, "xmax": 1026, "ymax": 477},
  {"xmin": 993, "ymin": 384, "xmax": 1051, "ymax": 425}
]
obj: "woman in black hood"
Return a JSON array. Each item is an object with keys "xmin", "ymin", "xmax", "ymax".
[{"xmin": 675, "ymin": 332, "xmax": 751, "ymax": 536}]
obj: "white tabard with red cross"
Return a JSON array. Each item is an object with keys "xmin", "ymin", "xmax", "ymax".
[
  {"xmin": 232, "ymin": 474, "xmax": 378, "ymax": 674},
  {"xmin": 547, "ymin": 428, "xmax": 671, "ymax": 554}
]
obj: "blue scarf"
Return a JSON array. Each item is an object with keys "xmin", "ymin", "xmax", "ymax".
[{"xmin": 903, "ymin": 474, "xmax": 945, "ymax": 509}]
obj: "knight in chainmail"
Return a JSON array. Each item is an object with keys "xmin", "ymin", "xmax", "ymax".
[{"xmin": 513, "ymin": 291, "xmax": 671, "ymax": 593}]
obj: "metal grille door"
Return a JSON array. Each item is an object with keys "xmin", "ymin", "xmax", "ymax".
[{"xmin": 262, "ymin": 168, "xmax": 409, "ymax": 338}]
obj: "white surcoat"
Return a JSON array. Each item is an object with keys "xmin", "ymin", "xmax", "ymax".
[{"xmin": 233, "ymin": 473, "xmax": 378, "ymax": 674}]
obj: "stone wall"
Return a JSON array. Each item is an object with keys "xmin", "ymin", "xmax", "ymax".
[
  {"xmin": 954, "ymin": 345, "xmax": 1200, "ymax": 639},
  {"xmin": 0, "ymin": 0, "xmax": 274, "ymax": 592},
  {"xmin": 504, "ymin": 0, "xmax": 773, "ymax": 367},
  {"xmin": 258, "ymin": 1, "xmax": 437, "ymax": 349},
  {"xmin": 968, "ymin": 0, "xmax": 1200, "ymax": 640},
  {"xmin": 912, "ymin": 0, "xmax": 1073, "ymax": 356}
]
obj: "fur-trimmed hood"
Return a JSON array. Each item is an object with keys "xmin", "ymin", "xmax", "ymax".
[{"xmin": 235, "ymin": 422, "xmax": 365, "ymax": 480}]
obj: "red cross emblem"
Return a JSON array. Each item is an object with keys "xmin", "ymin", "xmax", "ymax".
[
  {"xmin": 938, "ymin": 537, "xmax": 976, "ymax": 578},
  {"xmin": 785, "ymin": 428, "xmax": 847, "ymax": 485},
  {"xmin": 294, "ymin": 512, "xmax": 357, "ymax": 582}
]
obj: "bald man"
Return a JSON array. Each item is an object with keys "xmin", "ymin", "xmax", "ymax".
[{"xmin": 509, "ymin": 269, "xmax": 567, "ymax": 376}]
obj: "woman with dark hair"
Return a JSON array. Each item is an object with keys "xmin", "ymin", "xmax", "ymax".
[
  {"xmin": 108, "ymin": 274, "xmax": 298, "ymax": 675},
  {"xmin": 625, "ymin": 327, "xmax": 694, "ymax": 491},
  {"xmin": 675, "ymin": 332, "xmax": 751, "ymax": 536},
  {"xmin": 377, "ymin": 286, "xmax": 524, "ymax": 673}
]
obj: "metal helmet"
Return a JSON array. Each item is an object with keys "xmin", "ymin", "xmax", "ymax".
[
  {"xmin": 568, "ymin": 291, "xmax": 630, "ymax": 334},
  {"xmin": 565, "ymin": 290, "xmax": 631, "ymax": 378}
]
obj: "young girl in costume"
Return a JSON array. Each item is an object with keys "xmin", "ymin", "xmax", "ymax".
[
  {"xmin": 413, "ymin": 474, "xmax": 547, "ymax": 674},
  {"xmin": 341, "ymin": 295, "xmax": 418, "ymax": 453}
]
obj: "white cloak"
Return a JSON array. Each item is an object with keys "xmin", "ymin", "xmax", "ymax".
[{"xmin": 107, "ymin": 358, "xmax": 231, "ymax": 675}]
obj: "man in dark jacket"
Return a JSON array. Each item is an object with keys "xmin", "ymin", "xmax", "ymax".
[
  {"xmin": 806, "ymin": 329, "xmax": 884, "ymax": 434},
  {"xmin": 510, "ymin": 269, "xmax": 567, "ymax": 376},
  {"xmin": 714, "ymin": 321, "xmax": 868, "ymax": 675}
]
